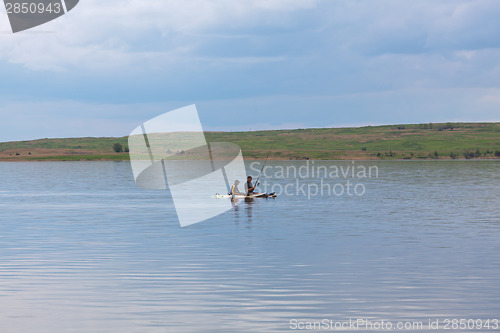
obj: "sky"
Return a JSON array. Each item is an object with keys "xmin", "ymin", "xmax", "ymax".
[{"xmin": 1, "ymin": 0, "xmax": 500, "ymax": 142}]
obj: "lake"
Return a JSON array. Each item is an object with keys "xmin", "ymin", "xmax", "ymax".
[{"xmin": 0, "ymin": 161, "xmax": 499, "ymax": 332}]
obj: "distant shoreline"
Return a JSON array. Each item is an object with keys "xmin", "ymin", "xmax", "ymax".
[
  {"xmin": 1, "ymin": 122, "xmax": 499, "ymax": 161},
  {"xmin": 0, "ymin": 158, "xmax": 498, "ymax": 163}
]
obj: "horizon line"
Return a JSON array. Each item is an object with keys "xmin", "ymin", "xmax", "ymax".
[{"xmin": 1, "ymin": 120, "xmax": 499, "ymax": 144}]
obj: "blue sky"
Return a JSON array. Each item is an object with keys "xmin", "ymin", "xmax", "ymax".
[{"xmin": 1, "ymin": 0, "xmax": 500, "ymax": 141}]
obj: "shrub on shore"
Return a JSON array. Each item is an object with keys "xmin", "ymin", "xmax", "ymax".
[{"xmin": 113, "ymin": 143, "xmax": 123, "ymax": 153}]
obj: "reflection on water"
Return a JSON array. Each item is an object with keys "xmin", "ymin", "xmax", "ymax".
[
  {"xmin": 231, "ymin": 198, "xmax": 257, "ymax": 226},
  {"xmin": 0, "ymin": 161, "xmax": 499, "ymax": 332}
]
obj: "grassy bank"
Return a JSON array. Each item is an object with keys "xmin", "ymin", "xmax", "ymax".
[{"xmin": 1, "ymin": 122, "xmax": 499, "ymax": 161}]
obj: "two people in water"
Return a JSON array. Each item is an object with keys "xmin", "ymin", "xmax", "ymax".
[{"xmin": 231, "ymin": 176, "xmax": 260, "ymax": 196}]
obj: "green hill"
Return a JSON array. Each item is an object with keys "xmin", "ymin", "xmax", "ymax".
[{"xmin": 1, "ymin": 122, "xmax": 499, "ymax": 161}]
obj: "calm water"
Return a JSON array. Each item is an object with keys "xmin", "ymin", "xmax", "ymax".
[{"xmin": 0, "ymin": 161, "xmax": 499, "ymax": 332}]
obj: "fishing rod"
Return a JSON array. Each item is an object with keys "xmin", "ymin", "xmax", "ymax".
[{"xmin": 255, "ymin": 134, "xmax": 279, "ymax": 187}]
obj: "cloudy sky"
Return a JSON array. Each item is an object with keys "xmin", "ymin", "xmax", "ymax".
[{"xmin": 1, "ymin": 0, "xmax": 499, "ymax": 141}]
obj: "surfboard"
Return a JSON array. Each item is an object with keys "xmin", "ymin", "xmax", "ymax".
[{"xmin": 212, "ymin": 192, "xmax": 277, "ymax": 199}]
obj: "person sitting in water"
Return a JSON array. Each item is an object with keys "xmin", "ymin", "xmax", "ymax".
[
  {"xmin": 230, "ymin": 180, "xmax": 245, "ymax": 196},
  {"xmin": 245, "ymin": 176, "xmax": 261, "ymax": 196}
]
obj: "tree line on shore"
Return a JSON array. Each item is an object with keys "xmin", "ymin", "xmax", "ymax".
[{"xmin": 372, "ymin": 149, "xmax": 500, "ymax": 159}]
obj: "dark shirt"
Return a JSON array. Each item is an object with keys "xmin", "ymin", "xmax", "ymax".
[{"xmin": 246, "ymin": 181, "xmax": 254, "ymax": 195}]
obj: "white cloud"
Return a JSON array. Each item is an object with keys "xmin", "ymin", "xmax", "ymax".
[
  {"xmin": 1, "ymin": 0, "xmax": 500, "ymax": 142},
  {"xmin": 478, "ymin": 89, "xmax": 500, "ymax": 105},
  {"xmin": 0, "ymin": 0, "xmax": 318, "ymax": 71}
]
